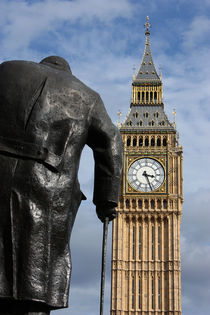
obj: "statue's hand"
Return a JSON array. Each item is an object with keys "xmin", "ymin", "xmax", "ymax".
[{"xmin": 96, "ymin": 205, "xmax": 118, "ymax": 223}]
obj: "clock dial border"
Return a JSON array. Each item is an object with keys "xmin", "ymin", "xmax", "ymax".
[{"xmin": 125, "ymin": 155, "xmax": 167, "ymax": 194}]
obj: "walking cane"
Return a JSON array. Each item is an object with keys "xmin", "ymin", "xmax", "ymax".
[{"xmin": 100, "ymin": 216, "xmax": 109, "ymax": 315}]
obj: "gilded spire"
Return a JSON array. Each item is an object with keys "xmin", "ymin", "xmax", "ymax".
[
  {"xmin": 120, "ymin": 16, "xmax": 175, "ymax": 131},
  {"xmin": 134, "ymin": 16, "xmax": 161, "ymax": 84}
]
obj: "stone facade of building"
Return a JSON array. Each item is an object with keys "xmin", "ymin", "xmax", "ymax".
[{"xmin": 111, "ymin": 17, "xmax": 183, "ymax": 315}]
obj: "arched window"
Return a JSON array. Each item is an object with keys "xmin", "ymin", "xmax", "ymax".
[
  {"xmin": 151, "ymin": 279, "xmax": 154, "ymax": 309},
  {"xmin": 146, "ymin": 91, "xmax": 149, "ymax": 102},
  {"xmin": 157, "ymin": 137, "xmax": 161, "ymax": 146},
  {"xmin": 143, "ymin": 112, "xmax": 149, "ymax": 118},
  {"xmin": 133, "ymin": 137, "xmax": 137, "ymax": 146},
  {"xmin": 132, "ymin": 277, "xmax": 135, "ymax": 308},
  {"xmin": 133, "ymin": 112, "xmax": 138, "ymax": 118},
  {"xmin": 151, "ymin": 199, "xmax": 155, "ymax": 209},
  {"xmin": 132, "ymin": 227, "xmax": 135, "ymax": 260},
  {"xmin": 142, "ymin": 91, "xmax": 144, "ymax": 102},
  {"xmin": 132, "ymin": 199, "xmax": 136, "ymax": 208},
  {"xmin": 126, "ymin": 199, "xmax": 130, "ymax": 209},
  {"xmin": 139, "ymin": 227, "xmax": 142, "ymax": 261},
  {"xmin": 138, "ymin": 277, "xmax": 141, "ymax": 308},
  {"xmin": 151, "ymin": 138, "xmax": 155, "ymax": 146},
  {"xmin": 163, "ymin": 199, "xmax": 167, "ymax": 209},
  {"xmin": 150, "ymin": 91, "xmax": 153, "ymax": 102},
  {"xmin": 139, "ymin": 137, "xmax": 143, "ymax": 146},
  {"xmin": 158, "ymin": 226, "xmax": 161, "ymax": 260},
  {"xmin": 138, "ymin": 92, "xmax": 140, "ymax": 102},
  {"xmin": 138, "ymin": 199, "xmax": 142, "ymax": 209},
  {"xmin": 154, "ymin": 91, "xmax": 157, "ymax": 102},
  {"xmin": 144, "ymin": 199, "xmax": 149, "ymax": 209},
  {"xmin": 158, "ymin": 278, "xmax": 161, "ymax": 309},
  {"xmin": 163, "ymin": 137, "xmax": 167, "ymax": 146},
  {"xmin": 145, "ymin": 137, "xmax": 149, "ymax": 146},
  {"xmin": 127, "ymin": 137, "xmax": 131, "ymax": 146},
  {"xmin": 151, "ymin": 226, "xmax": 154, "ymax": 260},
  {"xmin": 157, "ymin": 199, "xmax": 161, "ymax": 209},
  {"xmin": 119, "ymin": 197, "xmax": 123, "ymax": 209}
]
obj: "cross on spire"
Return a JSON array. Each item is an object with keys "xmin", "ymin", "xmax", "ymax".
[{"xmin": 144, "ymin": 16, "xmax": 151, "ymax": 35}]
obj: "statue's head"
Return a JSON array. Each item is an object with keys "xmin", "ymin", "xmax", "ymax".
[{"xmin": 40, "ymin": 56, "xmax": 71, "ymax": 72}]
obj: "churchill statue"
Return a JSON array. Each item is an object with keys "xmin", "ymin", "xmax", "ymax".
[{"xmin": 0, "ymin": 56, "xmax": 123, "ymax": 314}]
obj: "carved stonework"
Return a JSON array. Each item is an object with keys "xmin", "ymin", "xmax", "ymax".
[{"xmin": 111, "ymin": 16, "xmax": 183, "ymax": 315}]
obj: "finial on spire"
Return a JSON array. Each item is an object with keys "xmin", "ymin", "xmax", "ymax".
[
  {"xmin": 117, "ymin": 110, "xmax": 122, "ymax": 128},
  {"xmin": 132, "ymin": 65, "xmax": 136, "ymax": 80},
  {"xmin": 159, "ymin": 65, "xmax": 162, "ymax": 80},
  {"xmin": 177, "ymin": 132, "xmax": 180, "ymax": 146},
  {"xmin": 144, "ymin": 16, "xmax": 151, "ymax": 35},
  {"xmin": 172, "ymin": 108, "xmax": 176, "ymax": 128}
]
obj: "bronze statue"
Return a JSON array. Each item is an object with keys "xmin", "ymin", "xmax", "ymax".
[{"xmin": 0, "ymin": 56, "xmax": 123, "ymax": 315}]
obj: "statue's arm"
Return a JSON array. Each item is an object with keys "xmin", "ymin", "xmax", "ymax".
[{"xmin": 87, "ymin": 95, "xmax": 123, "ymax": 222}]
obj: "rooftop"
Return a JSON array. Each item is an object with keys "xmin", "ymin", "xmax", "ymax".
[{"xmin": 120, "ymin": 105, "xmax": 175, "ymax": 132}]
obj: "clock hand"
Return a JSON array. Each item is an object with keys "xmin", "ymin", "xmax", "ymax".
[
  {"xmin": 142, "ymin": 171, "xmax": 153, "ymax": 191},
  {"xmin": 146, "ymin": 176, "xmax": 153, "ymax": 191},
  {"xmin": 147, "ymin": 174, "xmax": 154, "ymax": 178},
  {"xmin": 142, "ymin": 171, "xmax": 154, "ymax": 178},
  {"xmin": 142, "ymin": 170, "xmax": 147, "ymax": 177}
]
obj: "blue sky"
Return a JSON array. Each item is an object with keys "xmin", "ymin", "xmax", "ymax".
[{"xmin": 0, "ymin": 0, "xmax": 210, "ymax": 314}]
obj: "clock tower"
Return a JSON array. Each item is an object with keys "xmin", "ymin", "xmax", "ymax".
[{"xmin": 111, "ymin": 17, "xmax": 183, "ymax": 315}]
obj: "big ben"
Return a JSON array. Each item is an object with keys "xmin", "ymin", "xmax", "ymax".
[{"xmin": 111, "ymin": 17, "xmax": 183, "ymax": 315}]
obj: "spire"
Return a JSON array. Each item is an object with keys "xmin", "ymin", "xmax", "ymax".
[
  {"xmin": 134, "ymin": 16, "xmax": 161, "ymax": 84},
  {"xmin": 119, "ymin": 17, "xmax": 175, "ymax": 132}
]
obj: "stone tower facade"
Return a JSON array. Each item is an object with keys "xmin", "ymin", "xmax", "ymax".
[{"xmin": 111, "ymin": 17, "xmax": 183, "ymax": 315}]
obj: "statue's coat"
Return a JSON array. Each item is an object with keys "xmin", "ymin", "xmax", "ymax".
[{"xmin": 0, "ymin": 60, "xmax": 123, "ymax": 309}]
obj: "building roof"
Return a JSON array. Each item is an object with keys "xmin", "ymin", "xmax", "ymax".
[
  {"xmin": 134, "ymin": 18, "xmax": 161, "ymax": 84},
  {"xmin": 120, "ymin": 105, "xmax": 175, "ymax": 132},
  {"xmin": 120, "ymin": 17, "xmax": 175, "ymax": 133}
]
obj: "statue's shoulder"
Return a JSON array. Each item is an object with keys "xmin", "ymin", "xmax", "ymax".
[
  {"xmin": 0, "ymin": 58, "xmax": 100, "ymax": 103},
  {"xmin": 39, "ymin": 55, "xmax": 99, "ymax": 100},
  {"xmin": 0, "ymin": 60, "xmax": 38, "ymax": 71},
  {"xmin": 0, "ymin": 60, "xmax": 47, "ymax": 84}
]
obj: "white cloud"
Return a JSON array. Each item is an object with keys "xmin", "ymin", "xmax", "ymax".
[
  {"xmin": 0, "ymin": 0, "xmax": 134, "ymax": 60},
  {"xmin": 182, "ymin": 15, "xmax": 210, "ymax": 50},
  {"xmin": 180, "ymin": 189, "xmax": 210, "ymax": 314}
]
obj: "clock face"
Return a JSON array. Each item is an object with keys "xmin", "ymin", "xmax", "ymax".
[{"xmin": 127, "ymin": 158, "xmax": 165, "ymax": 192}]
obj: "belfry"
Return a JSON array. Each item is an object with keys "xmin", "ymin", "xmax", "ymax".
[{"xmin": 111, "ymin": 17, "xmax": 183, "ymax": 315}]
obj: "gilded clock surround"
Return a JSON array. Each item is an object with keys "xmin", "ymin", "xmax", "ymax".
[
  {"xmin": 111, "ymin": 17, "xmax": 183, "ymax": 315},
  {"xmin": 126, "ymin": 155, "xmax": 167, "ymax": 194}
]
